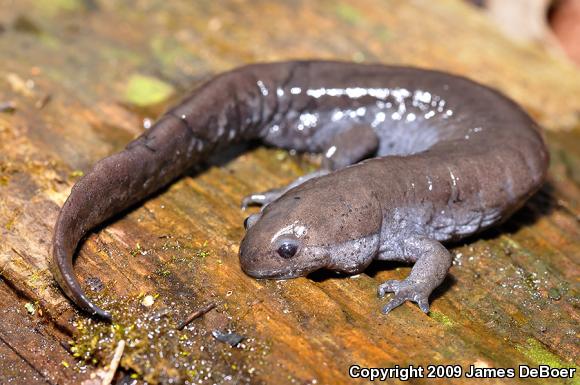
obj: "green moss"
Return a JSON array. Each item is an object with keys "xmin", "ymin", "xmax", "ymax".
[
  {"xmin": 36, "ymin": 0, "xmax": 83, "ymax": 14},
  {"xmin": 502, "ymin": 237, "xmax": 524, "ymax": 252},
  {"xmin": 99, "ymin": 46, "xmax": 142, "ymax": 67},
  {"xmin": 516, "ymin": 338, "xmax": 574, "ymax": 370},
  {"xmin": 68, "ymin": 170, "xmax": 84, "ymax": 178},
  {"xmin": 149, "ymin": 36, "xmax": 199, "ymax": 72},
  {"xmin": 155, "ymin": 266, "xmax": 172, "ymax": 277},
  {"xmin": 69, "ymin": 238, "xmax": 268, "ymax": 383},
  {"xmin": 516, "ymin": 340, "xmax": 580, "ymax": 384},
  {"xmin": 124, "ymin": 74, "xmax": 174, "ymax": 107},
  {"xmin": 27, "ymin": 271, "xmax": 41, "ymax": 284},
  {"xmin": 129, "ymin": 242, "xmax": 142, "ymax": 257},
  {"xmin": 5, "ymin": 217, "xmax": 15, "ymax": 231},
  {"xmin": 71, "ymin": 294, "xmax": 268, "ymax": 384},
  {"xmin": 194, "ymin": 243, "xmax": 210, "ymax": 259},
  {"xmin": 429, "ymin": 311, "xmax": 454, "ymax": 327},
  {"xmin": 335, "ymin": 3, "xmax": 363, "ymax": 25},
  {"xmin": 548, "ymin": 287, "xmax": 562, "ymax": 301}
]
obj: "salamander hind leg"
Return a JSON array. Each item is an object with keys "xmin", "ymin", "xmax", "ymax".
[
  {"xmin": 378, "ymin": 238, "xmax": 452, "ymax": 315},
  {"xmin": 321, "ymin": 124, "xmax": 379, "ymax": 170}
]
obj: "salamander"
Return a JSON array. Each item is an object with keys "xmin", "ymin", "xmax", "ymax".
[{"xmin": 51, "ymin": 61, "xmax": 549, "ymax": 321}]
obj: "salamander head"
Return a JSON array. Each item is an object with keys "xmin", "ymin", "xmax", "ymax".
[
  {"xmin": 239, "ymin": 184, "xmax": 382, "ymax": 279},
  {"xmin": 239, "ymin": 202, "xmax": 327, "ymax": 279}
]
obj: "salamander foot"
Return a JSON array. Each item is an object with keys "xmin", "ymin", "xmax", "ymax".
[{"xmin": 378, "ymin": 279, "xmax": 431, "ymax": 314}]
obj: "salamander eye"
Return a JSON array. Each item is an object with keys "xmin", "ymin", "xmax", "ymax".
[{"xmin": 277, "ymin": 241, "xmax": 298, "ymax": 259}]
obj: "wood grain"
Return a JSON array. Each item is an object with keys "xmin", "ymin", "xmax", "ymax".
[{"xmin": 0, "ymin": 0, "xmax": 578, "ymax": 384}]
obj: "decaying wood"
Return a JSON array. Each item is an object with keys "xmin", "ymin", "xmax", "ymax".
[{"xmin": 0, "ymin": 0, "xmax": 578, "ymax": 384}]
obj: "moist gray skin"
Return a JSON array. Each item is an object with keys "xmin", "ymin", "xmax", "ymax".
[{"xmin": 51, "ymin": 61, "xmax": 549, "ymax": 320}]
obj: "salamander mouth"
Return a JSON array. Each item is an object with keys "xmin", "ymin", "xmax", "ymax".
[
  {"xmin": 241, "ymin": 268, "xmax": 298, "ymax": 279},
  {"xmin": 240, "ymin": 264, "xmax": 311, "ymax": 280}
]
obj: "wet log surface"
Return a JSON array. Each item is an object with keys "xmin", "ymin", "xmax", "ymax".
[{"xmin": 0, "ymin": 0, "xmax": 579, "ymax": 384}]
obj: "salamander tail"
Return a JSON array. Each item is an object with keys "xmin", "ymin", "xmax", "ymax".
[{"xmin": 51, "ymin": 211, "xmax": 113, "ymax": 321}]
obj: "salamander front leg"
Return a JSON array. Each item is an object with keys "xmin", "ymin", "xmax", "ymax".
[
  {"xmin": 241, "ymin": 169, "xmax": 329, "ymax": 209},
  {"xmin": 242, "ymin": 124, "xmax": 379, "ymax": 209},
  {"xmin": 377, "ymin": 238, "xmax": 452, "ymax": 314}
]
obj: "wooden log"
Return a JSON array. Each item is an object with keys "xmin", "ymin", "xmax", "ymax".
[{"xmin": 0, "ymin": 0, "xmax": 578, "ymax": 384}]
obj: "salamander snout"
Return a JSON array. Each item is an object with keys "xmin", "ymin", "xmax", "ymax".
[
  {"xmin": 239, "ymin": 225, "xmax": 306, "ymax": 279},
  {"xmin": 238, "ymin": 198, "xmax": 331, "ymax": 279}
]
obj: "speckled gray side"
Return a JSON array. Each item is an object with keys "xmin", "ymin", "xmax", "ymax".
[{"xmin": 52, "ymin": 61, "xmax": 549, "ymax": 319}]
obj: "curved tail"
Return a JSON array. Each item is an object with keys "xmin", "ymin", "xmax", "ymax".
[
  {"xmin": 51, "ymin": 63, "xmax": 284, "ymax": 320},
  {"xmin": 51, "ymin": 115, "xmax": 202, "ymax": 320}
]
